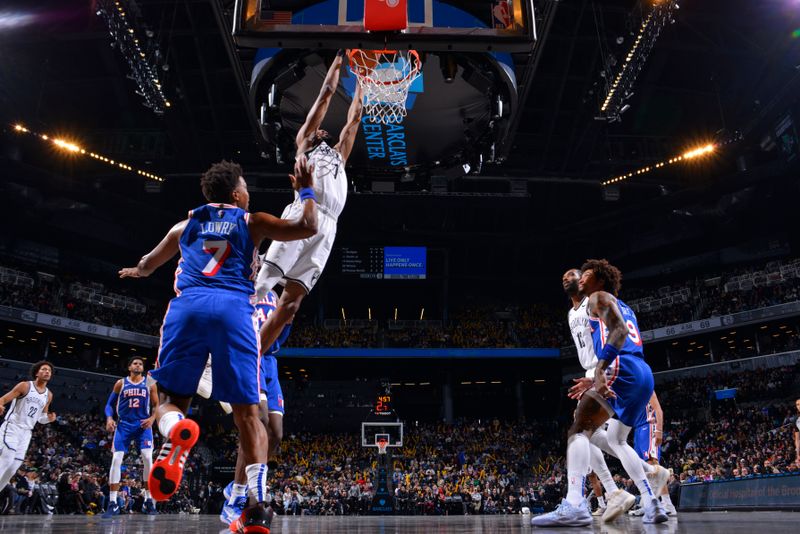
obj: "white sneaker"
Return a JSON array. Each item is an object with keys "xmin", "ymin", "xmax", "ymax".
[
  {"xmin": 530, "ymin": 499, "xmax": 593, "ymax": 527},
  {"xmin": 646, "ymin": 465, "xmax": 670, "ymax": 496},
  {"xmin": 602, "ymin": 489, "xmax": 636, "ymax": 523},
  {"xmin": 592, "ymin": 506, "xmax": 606, "ymax": 517},
  {"xmin": 643, "ymin": 497, "xmax": 668, "ymax": 524}
]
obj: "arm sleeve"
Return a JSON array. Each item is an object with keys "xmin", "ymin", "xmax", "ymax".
[
  {"xmin": 105, "ymin": 391, "xmax": 119, "ymax": 418},
  {"xmin": 267, "ymin": 324, "xmax": 293, "ymax": 354}
]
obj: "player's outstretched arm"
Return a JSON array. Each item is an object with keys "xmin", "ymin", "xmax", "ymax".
[
  {"xmin": 0, "ymin": 381, "xmax": 30, "ymax": 416},
  {"xmin": 296, "ymin": 51, "xmax": 345, "ymax": 154},
  {"xmin": 335, "ymin": 82, "xmax": 364, "ymax": 162},
  {"xmin": 119, "ymin": 220, "xmax": 187, "ymax": 279},
  {"xmin": 250, "ymin": 156, "xmax": 318, "ymax": 244}
]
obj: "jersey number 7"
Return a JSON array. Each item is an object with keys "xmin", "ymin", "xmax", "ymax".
[{"xmin": 202, "ymin": 240, "xmax": 231, "ymax": 277}]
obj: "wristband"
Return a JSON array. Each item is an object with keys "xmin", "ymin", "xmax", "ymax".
[
  {"xmin": 38, "ymin": 414, "xmax": 52, "ymax": 424},
  {"xmin": 598, "ymin": 343, "xmax": 620, "ymax": 362},
  {"xmin": 299, "ymin": 187, "xmax": 317, "ymax": 202}
]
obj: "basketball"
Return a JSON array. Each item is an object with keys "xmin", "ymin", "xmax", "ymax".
[{"xmin": 349, "ymin": 49, "xmax": 382, "ymax": 76}]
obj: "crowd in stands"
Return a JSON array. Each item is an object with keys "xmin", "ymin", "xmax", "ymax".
[
  {"xmin": 0, "ymin": 356, "xmax": 796, "ymax": 517},
  {"xmin": 4, "ymin": 256, "xmax": 800, "ymax": 349},
  {"xmin": 0, "ymin": 263, "xmax": 162, "ymax": 336},
  {"xmin": 624, "ymin": 257, "xmax": 800, "ymax": 331}
]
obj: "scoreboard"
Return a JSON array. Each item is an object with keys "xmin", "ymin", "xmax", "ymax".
[{"xmin": 340, "ymin": 247, "xmax": 427, "ymax": 279}]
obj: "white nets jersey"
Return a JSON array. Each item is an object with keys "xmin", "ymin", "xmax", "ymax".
[
  {"xmin": 568, "ymin": 297, "xmax": 598, "ymax": 377},
  {"xmin": 3, "ymin": 382, "xmax": 48, "ymax": 431},
  {"xmin": 302, "ymin": 141, "xmax": 348, "ymax": 220}
]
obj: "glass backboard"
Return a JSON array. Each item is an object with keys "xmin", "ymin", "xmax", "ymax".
[
  {"xmin": 361, "ymin": 421, "xmax": 404, "ymax": 448},
  {"xmin": 233, "ymin": 0, "xmax": 536, "ymax": 52}
]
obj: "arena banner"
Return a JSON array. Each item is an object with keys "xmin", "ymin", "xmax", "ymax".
[
  {"xmin": 641, "ymin": 300, "xmax": 800, "ymax": 342},
  {"xmin": 641, "ymin": 317, "xmax": 723, "ymax": 342},
  {"xmin": 680, "ymin": 474, "xmax": 800, "ymax": 511},
  {"xmin": 0, "ymin": 305, "xmax": 158, "ymax": 348}
]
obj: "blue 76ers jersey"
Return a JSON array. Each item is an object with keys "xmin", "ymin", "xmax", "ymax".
[
  {"xmin": 117, "ymin": 377, "xmax": 150, "ymax": 421},
  {"xmin": 587, "ymin": 297, "xmax": 644, "ymax": 360},
  {"xmin": 254, "ymin": 291, "xmax": 278, "ymax": 331},
  {"xmin": 174, "ymin": 204, "xmax": 258, "ymax": 296}
]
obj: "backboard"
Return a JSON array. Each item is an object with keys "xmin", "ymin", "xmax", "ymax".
[
  {"xmin": 361, "ymin": 421, "xmax": 404, "ymax": 448},
  {"xmin": 233, "ymin": 0, "xmax": 536, "ymax": 53}
]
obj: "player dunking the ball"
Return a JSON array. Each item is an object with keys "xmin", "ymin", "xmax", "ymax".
[
  {"xmin": 533, "ymin": 260, "xmax": 668, "ymax": 527},
  {"xmin": 0, "ymin": 361, "xmax": 56, "ymax": 489},
  {"xmin": 255, "ymin": 49, "xmax": 364, "ymax": 352},
  {"xmin": 102, "ymin": 356, "xmax": 159, "ymax": 517},
  {"xmin": 119, "ymin": 158, "xmax": 317, "ymax": 533}
]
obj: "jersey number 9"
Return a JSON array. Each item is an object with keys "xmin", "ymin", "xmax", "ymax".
[{"xmin": 626, "ymin": 320, "xmax": 642, "ymax": 346}]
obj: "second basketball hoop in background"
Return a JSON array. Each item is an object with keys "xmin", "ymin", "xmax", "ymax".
[{"xmin": 348, "ymin": 48, "xmax": 422, "ymax": 125}]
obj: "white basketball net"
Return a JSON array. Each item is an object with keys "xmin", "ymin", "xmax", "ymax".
[
  {"xmin": 376, "ymin": 439, "xmax": 389, "ymax": 455},
  {"xmin": 349, "ymin": 49, "xmax": 422, "ymax": 125}
]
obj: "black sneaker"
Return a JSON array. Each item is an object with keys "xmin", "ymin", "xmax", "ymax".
[{"xmin": 234, "ymin": 504, "xmax": 273, "ymax": 534}]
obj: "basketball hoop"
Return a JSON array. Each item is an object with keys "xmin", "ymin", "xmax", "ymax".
[
  {"xmin": 348, "ymin": 49, "xmax": 422, "ymax": 125},
  {"xmin": 376, "ymin": 437, "xmax": 389, "ymax": 455}
]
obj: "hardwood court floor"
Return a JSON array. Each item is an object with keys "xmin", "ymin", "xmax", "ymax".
[{"xmin": 0, "ymin": 511, "xmax": 796, "ymax": 533}]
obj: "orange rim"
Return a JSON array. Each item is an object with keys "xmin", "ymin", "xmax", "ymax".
[{"xmin": 349, "ymin": 49, "xmax": 421, "ymax": 87}]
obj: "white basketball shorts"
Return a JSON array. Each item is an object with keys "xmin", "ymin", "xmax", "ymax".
[
  {"xmin": 0, "ymin": 422, "xmax": 32, "ymax": 461},
  {"xmin": 260, "ymin": 201, "xmax": 338, "ymax": 294}
]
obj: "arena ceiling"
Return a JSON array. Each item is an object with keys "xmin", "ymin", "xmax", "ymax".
[{"xmin": 1, "ymin": 0, "xmax": 799, "ymax": 290}]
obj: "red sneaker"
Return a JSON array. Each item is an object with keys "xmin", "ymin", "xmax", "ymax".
[
  {"xmin": 148, "ymin": 418, "xmax": 199, "ymax": 501},
  {"xmin": 232, "ymin": 504, "xmax": 272, "ymax": 534}
]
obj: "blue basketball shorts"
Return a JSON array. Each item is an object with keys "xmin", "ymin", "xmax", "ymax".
[
  {"xmin": 113, "ymin": 420, "xmax": 154, "ymax": 454},
  {"xmin": 605, "ymin": 354, "xmax": 654, "ymax": 428},
  {"xmin": 259, "ymin": 355, "xmax": 284, "ymax": 415},
  {"xmin": 150, "ymin": 288, "xmax": 261, "ymax": 405},
  {"xmin": 633, "ymin": 420, "xmax": 661, "ymax": 462}
]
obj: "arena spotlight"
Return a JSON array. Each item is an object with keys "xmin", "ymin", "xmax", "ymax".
[
  {"xmin": 11, "ymin": 122, "xmax": 164, "ymax": 181},
  {"xmin": 95, "ymin": 0, "xmax": 169, "ymax": 114},
  {"xmin": 600, "ymin": 0, "xmax": 678, "ymax": 121},
  {"xmin": 602, "ymin": 142, "xmax": 716, "ymax": 186}
]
